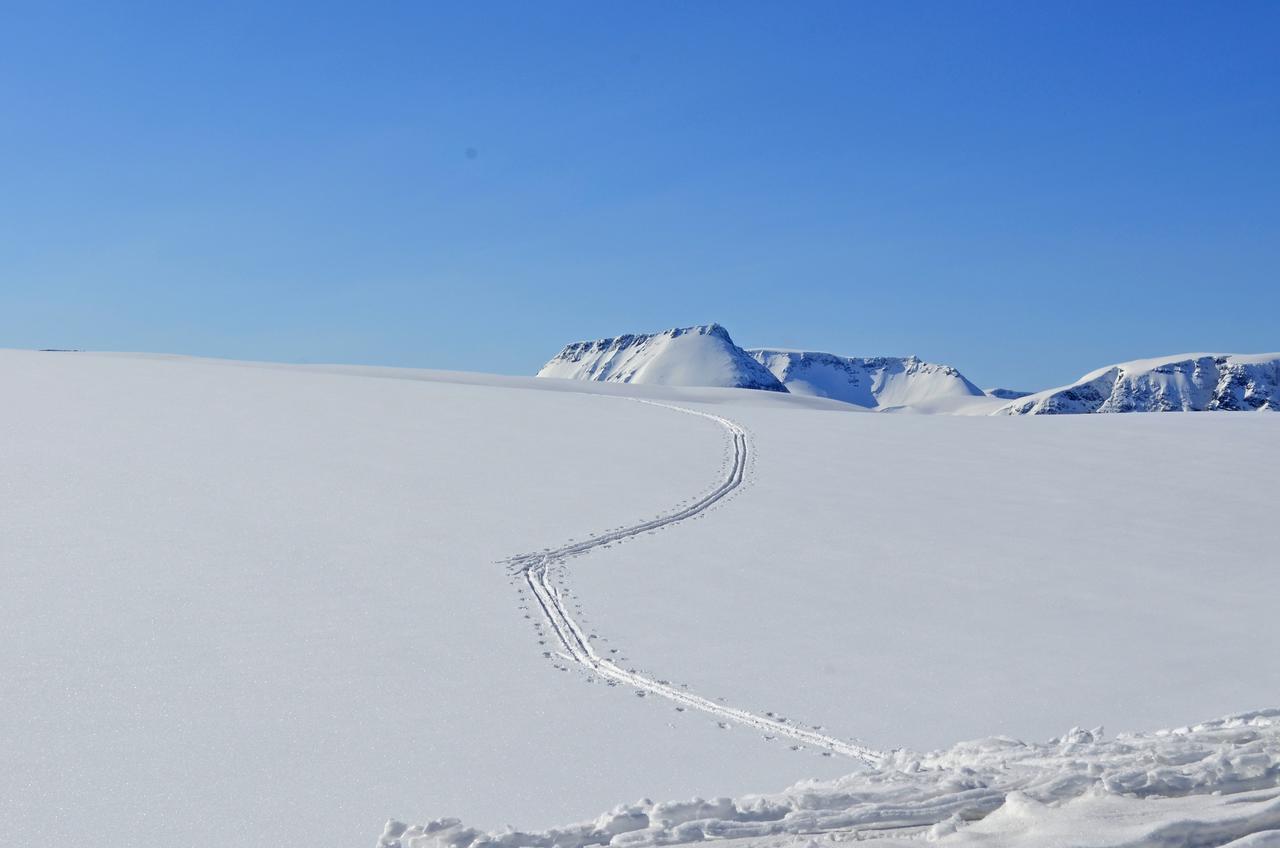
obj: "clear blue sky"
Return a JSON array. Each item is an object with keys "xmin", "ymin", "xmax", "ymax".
[{"xmin": 3, "ymin": 1, "xmax": 1277, "ymax": 390}]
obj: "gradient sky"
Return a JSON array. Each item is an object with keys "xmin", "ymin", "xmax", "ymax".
[{"xmin": 3, "ymin": 1, "xmax": 1277, "ymax": 391}]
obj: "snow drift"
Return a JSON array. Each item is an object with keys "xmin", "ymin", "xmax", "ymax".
[
  {"xmin": 748, "ymin": 349, "xmax": 985, "ymax": 410},
  {"xmin": 538, "ymin": 324, "xmax": 786, "ymax": 392},
  {"xmin": 379, "ymin": 708, "xmax": 1280, "ymax": 848},
  {"xmin": 998, "ymin": 352, "xmax": 1280, "ymax": 415}
]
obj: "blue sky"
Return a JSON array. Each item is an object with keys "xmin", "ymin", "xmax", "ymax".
[{"xmin": 2, "ymin": 1, "xmax": 1277, "ymax": 390}]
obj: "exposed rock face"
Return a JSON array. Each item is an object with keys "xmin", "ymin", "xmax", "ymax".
[
  {"xmin": 998, "ymin": 353, "xmax": 1280, "ymax": 414},
  {"xmin": 748, "ymin": 349, "xmax": 985, "ymax": 409},
  {"xmin": 537, "ymin": 324, "xmax": 787, "ymax": 392}
]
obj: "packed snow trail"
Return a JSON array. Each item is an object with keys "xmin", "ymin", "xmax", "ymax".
[{"xmin": 506, "ymin": 398, "xmax": 886, "ymax": 766}]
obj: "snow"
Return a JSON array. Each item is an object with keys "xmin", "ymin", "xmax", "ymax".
[
  {"xmin": 999, "ymin": 352, "xmax": 1280, "ymax": 414},
  {"xmin": 381, "ymin": 709, "xmax": 1280, "ymax": 847},
  {"xmin": 0, "ymin": 350, "xmax": 848, "ymax": 848},
  {"xmin": 538, "ymin": 324, "xmax": 785, "ymax": 392},
  {"xmin": 748, "ymin": 349, "xmax": 986, "ymax": 411},
  {"xmin": 4, "ymin": 348, "xmax": 1279, "ymax": 848},
  {"xmin": 539, "ymin": 329, "xmax": 1280, "ymax": 416},
  {"xmin": 984, "ymin": 387, "xmax": 1030, "ymax": 400},
  {"xmin": 568, "ymin": 406, "xmax": 1280, "ymax": 755}
]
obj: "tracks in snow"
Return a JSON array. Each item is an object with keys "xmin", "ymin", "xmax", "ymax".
[{"xmin": 506, "ymin": 398, "xmax": 887, "ymax": 767}]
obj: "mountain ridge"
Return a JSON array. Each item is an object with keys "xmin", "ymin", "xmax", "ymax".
[
  {"xmin": 748, "ymin": 348, "xmax": 985, "ymax": 410},
  {"xmin": 997, "ymin": 352, "xmax": 1280, "ymax": 414},
  {"xmin": 536, "ymin": 323, "xmax": 787, "ymax": 392},
  {"xmin": 536, "ymin": 325, "xmax": 1280, "ymax": 415}
]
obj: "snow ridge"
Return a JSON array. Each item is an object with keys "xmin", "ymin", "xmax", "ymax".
[
  {"xmin": 380, "ymin": 708, "xmax": 1280, "ymax": 848},
  {"xmin": 506, "ymin": 397, "xmax": 885, "ymax": 765},
  {"xmin": 747, "ymin": 349, "xmax": 985, "ymax": 409},
  {"xmin": 537, "ymin": 325, "xmax": 787, "ymax": 392},
  {"xmin": 984, "ymin": 387, "xmax": 1030, "ymax": 400},
  {"xmin": 999, "ymin": 353, "xmax": 1280, "ymax": 415}
]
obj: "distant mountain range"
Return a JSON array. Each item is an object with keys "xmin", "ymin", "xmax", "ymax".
[
  {"xmin": 997, "ymin": 353, "xmax": 1280, "ymax": 414},
  {"xmin": 747, "ymin": 349, "xmax": 986, "ymax": 411},
  {"xmin": 538, "ymin": 324, "xmax": 1280, "ymax": 415}
]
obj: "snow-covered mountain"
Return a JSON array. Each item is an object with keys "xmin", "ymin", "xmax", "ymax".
[
  {"xmin": 748, "ymin": 348, "xmax": 986, "ymax": 410},
  {"xmin": 537, "ymin": 323, "xmax": 787, "ymax": 392},
  {"xmin": 538, "ymin": 326, "xmax": 1280, "ymax": 417},
  {"xmin": 985, "ymin": 387, "xmax": 1030, "ymax": 400},
  {"xmin": 998, "ymin": 352, "xmax": 1280, "ymax": 415}
]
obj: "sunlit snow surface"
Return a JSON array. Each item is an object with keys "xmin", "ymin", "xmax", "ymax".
[
  {"xmin": 3, "ymin": 350, "xmax": 1277, "ymax": 847},
  {"xmin": 0, "ymin": 351, "xmax": 849, "ymax": 847},
  {"xmin": 382, "ymin": 710, "xmax": 1280, "ymax": 847}
]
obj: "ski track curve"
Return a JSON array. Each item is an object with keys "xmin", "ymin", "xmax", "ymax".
[{"xmin": 505, "ymin": 397, "xmax": 887, "ymax": 767}]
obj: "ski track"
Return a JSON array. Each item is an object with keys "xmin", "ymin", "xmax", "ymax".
[{"xmin": 505, "ymin": 398, "xmax": 887, "ymax": 767}]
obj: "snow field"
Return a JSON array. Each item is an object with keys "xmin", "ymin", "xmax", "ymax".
[
  {"xmin": 0, "ymin": 351, "xmax": 852, "ymax": 847},
  {"xmin": 572, "ymin": 407, "xmax": 1280, "ymax": 755},
  {"xmin": 5, "ymin": 349, "xmax": 1278, "ymax": 848}
]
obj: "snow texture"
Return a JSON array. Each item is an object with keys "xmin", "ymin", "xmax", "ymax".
[
  {"xmin": 537, "ymin": 324, "xmax": 787, "ymax": 392},
  {"xmin": 379, "ymin": 709, "xmax": 1280, "ymax": 848},
  {"xmin": 999, "ymin": 352, "xmax": 1280, "ymax": 414},
  {"xmin": 506, "ymin": 396, "xmax": 884, "ymax": 765},
  {"xmin": 748, "ymin": 349, "xmax": 985, "ymax": 410}
]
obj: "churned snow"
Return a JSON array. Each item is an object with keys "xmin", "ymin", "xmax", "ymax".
[{"xmin": 381, "ymin": 709, "xmax": 1280, "ymax": 847}]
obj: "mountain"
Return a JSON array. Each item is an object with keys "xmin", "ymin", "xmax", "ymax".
[
  {"xmin": 985, "ymin": 387, "xmax": 1030, "ymax": 400},
  {"xmin": 537, "ymin": 324, "xmax": 787, "ymax": 392},
  {"xmin": 998, "ymin": 353, "xmax": 1280, "ymax": 414},
  {"xmin": 538, "ymin": 329, "xmax": 1280, "ymax": 416},
  {"xmin": 747, "ymin": 349, "xmax": 986, "ymax": 410}
]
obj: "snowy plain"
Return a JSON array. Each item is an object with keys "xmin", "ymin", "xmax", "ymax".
[
  {"xmin": 571, "ymin": 404, "xmax": 1280, "ymax": 752},
  {"xmin": 3, "ymin": 349, "xmax": 1278, "ymax": 847},
  {"xmin": 0, "ymin": 351, "xmax": 852, "ymax": 847}
]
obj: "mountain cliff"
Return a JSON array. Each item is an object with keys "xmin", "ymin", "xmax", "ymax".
[
  {"xmin": 537, "ymin": 324, "xmax": 787, "ymax": 392},
  {"xmin": 998, "ymin": 353, "xmax": 1280, "ymax": 414},
  {"xmin": 748, "ymin": 349, "xmax": 985, "ymax": 410}
]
